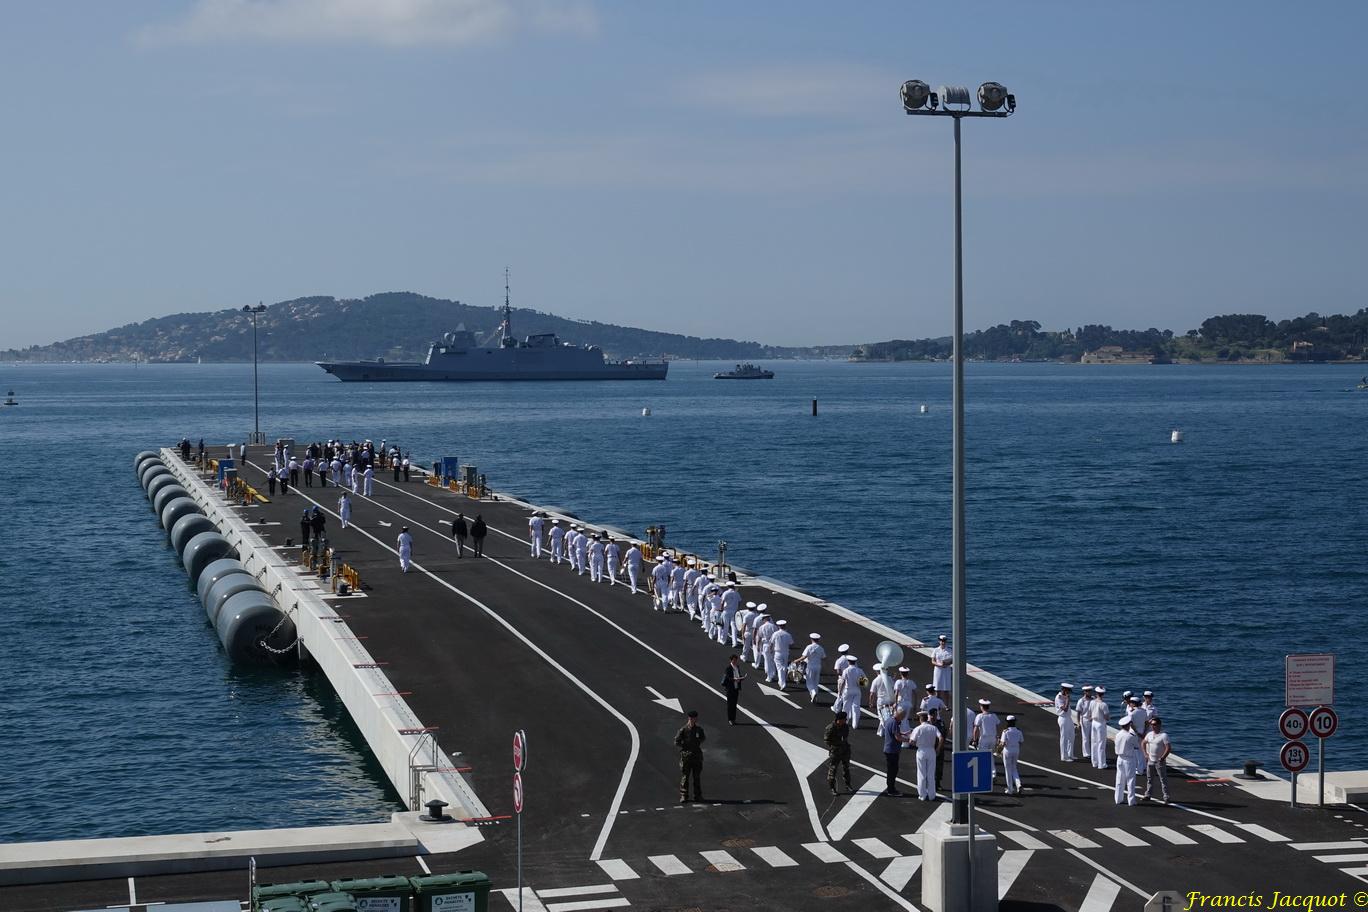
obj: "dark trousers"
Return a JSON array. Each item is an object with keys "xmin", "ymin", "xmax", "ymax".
[
  {"xmin": 473, "ymin": 536, "xmax": 485, "ymax": 556},
  {"xmin": 300, "ymin": 525, "xmax": 311, "ymax": 546},
  {"xmin": 394, "ymin": 466, "xmax": 401, "ymax": 481},
  {"xmin": 403, "ymin": 466, "xmax": 410, "ymax": 481},
  {"xmin": 268, "ymin": 477, "xmax": 277, "ymax": 494},
  {"xmin": 828, "ymin": 752, "xmax": 851, "ymax": 788},
  {"xmin": 304, "ymin": 469, "xmax": 313, "ymax": 487},
  {"xmin": 725, "ymin": 687, "xmax": 739, "ymax": 723},
  {"xmin": 885, "ymin": 750, "xmax": 901, "ymax": 793},
  {"xmin": 290, "ymin": 469, "xmax": 299, "ymax": 486},
  {"xmin": 679, "ymin": 754, "xmax": 703, "ymax": 800}
]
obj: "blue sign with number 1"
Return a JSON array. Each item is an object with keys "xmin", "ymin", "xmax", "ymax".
[{"xmin": 952, "ymin": 750, "xmax": 993, "ymax": 794}]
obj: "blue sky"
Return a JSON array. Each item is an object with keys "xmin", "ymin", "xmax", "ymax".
[{"xmin": 2, "ymin": 1, "xmax": 1365, "ymax": 349}]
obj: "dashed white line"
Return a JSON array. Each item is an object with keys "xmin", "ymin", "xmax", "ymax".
[
  {"xmin": 1189, "ymin": 823, "xmax": 1244, "ymax": 844},
  {"xmin": 648, "ymin": 854, "xmax": 692, "ymax": 875},
  {"xmin": 880, "ymin": 855, "xmax": 922, "ymax": 891},
  {"xmin": 999, "ymin": 829, "xmax": 1051, "ymax": 851},
  {"xmin": 699, "ymin": 849, "xmax": 745, "ymax": 872},
  {"xmin": 544, "ymin": 900, "xmax": 629, "ymax": 912},
  {"xmin": 851, "ymin": 837, "xmax": 900, "ymax": 859},
  {"xmin": 537, "ymin": 885, "xmax": 619, "ymax": 898},
  {"xmin": 803, "ymin": 842, "xmax": 850, "ymax": 863},
  {"xmin": 1077, "ymin": 872, "xmax": 1121, "ymax": 912},
  {"xmin": 751, "ymin": 845, "xmax": 799, "ymax": 868},
  {"xmin": 1143, "ymin": 825, "xmax": 1197, "ymax": 846},
  {"xmin": 594, "ymin": 859, "xmax": 639, "ymax": 881},
  {"xmin": 1096, "ymin": 827, "xmax": 1148, "ymax": 847},
  {"xmin": 825, "ymin": 773, "xmax": 885, "ymax": 840},
  {"xmin": 1050, "ymin": 829, "xmax": 1101, "ymax": 849},
  {"xmin": 1290, "ymin": 841, "xmax": 1367, "ymax": 851},
  {"xmin": 1237, "ymin": 823, "xmax": 1290, "ymax": 842},
  {"xmin": 997, "ymin": 849, "xmax": 1034, "ymax": 899}
]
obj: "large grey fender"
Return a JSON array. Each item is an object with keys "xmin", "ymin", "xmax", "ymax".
[
  {"xmin": 152, "ymin": 484, "xmax": 190, "ymax": 516},
  {"xmin": 170, "ymin": 514, "xmax": 217, "ymax": 556},
  {"xmin": 140, "ymin": 462, "xmax": 170, "ymax": 489},
  {"xmin": 204, "ymin": 574, "xmax": 263, "ymax": 627},
  {"xmin": 216, "ymin": 590, "xmax": 296, "ymax": 664},
  {"xmin": 134, "ymin": 451, "xmax": 160, "ymax": 473},
  {"xmin": 147, "ymin": 473, "xmax": 180, "ymax": 503},
  {"xmin": 182, "ymin": 532, "xmax": 238, "ymax": 587},
  {"xmin": 196, "ymin": 558, "xmax": 250, "ymax": 607},
  {"xmin": 161, "ymin": 496, "xmax": 201, "ymax": 533}
]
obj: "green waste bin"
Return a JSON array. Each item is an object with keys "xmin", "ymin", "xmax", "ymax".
[
  {"xmin": 330, "ymin": 875, "xmax": 414, "ymax": 912},
  {"xmin": 255, "ymin": 880, "xmax": 334, "ymax": 904},
  {"xmin": 410, "ymin": 870, "xmax": 491, "ymax": 912},
  {"xmin": 260, "ymin": 899, "xmax": 309, "ymax": 912},
  {"xmin": 308, "ymin": 892, "xmax": 357, "ymax": 912}
]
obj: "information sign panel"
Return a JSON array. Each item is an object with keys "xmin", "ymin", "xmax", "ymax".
[
  {"xmin": 952, "ymin": 750, "xmax": 993, "ymax": 794},
  {"xmin": 1285, "ymin": 653, "xmax": 1334, "ymax": 706}
]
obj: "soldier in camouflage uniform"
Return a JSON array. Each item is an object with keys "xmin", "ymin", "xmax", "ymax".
[
  {"xmin": 675, "ymin": 710, "xmax": 706, "ymax": 803},
  {"xmin": 824, "ymin": 710, "xmax": 853, "ymax": 795}
]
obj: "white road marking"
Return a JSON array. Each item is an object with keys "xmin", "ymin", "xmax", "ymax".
[
  {"xmin": 1143, "ymin": 825, "xmax": 1197, "ymax": 845},
  {"xmin": 844, "ymin": 860, "xmax": 920, "ymax": 911},
  {"xmin": 544, "ymin": 900, "xmax": 629, "ymax": 912},
  {"xmin": 700, "ymin": 849, "xmax": 745, "ymax": 872},
  {"xmin": 1096, "ymin": 827, "xmax": 1148, "ymax": 847},
  {"xmin": 751, "ymin": 845, "xmax": 799, "ymax": 868},
  {"xmin": 415, "ymin": 855, "xmax": 432, "ymax": 874},
  {"xmin": 997, "ymin": 849, "xmax": 1033, "ymax": 899},
  {"xmin": 999, "ymin": 830, "xmax": 1051, "ymax": 850},
  {"xmin": 803, "ymin": 842, "xmax": 850, "ymax": 863},
  {"xmin": 756, "ymin": 681, "xmax": 802, "ymax": 709},
  {"xmin": 128, "ymin": 877, "xmax": 137, "ymax": 905},
  {"xmin": 648, "ymin": 854, "xmax": 692, "ymax": 875},
  {"xmin": 1342, "ymin": 866, "xmax": 1368, "ymax": 877},
  {"xmin": 537, "ymin": 885, "xmax": 619, "ymax": 898},
  {"xmin": 880, "ymin": 855, "xmax": 921, "ymax": 891},
  {"xmin": 643, "ymin": 685, "xmax": 682, "ymax": 713},
  {"xmin": 1189, "ymin": 824, "xmax": 1244, "ymax": 844},
  {"xmin": 852, "ymin": 837, "xmax": 900, "ymax": 859},
  {"xmin": 1290, "ymin": 840, "xmax": 1367, "ymax": 851},
  {"xmin": 594, "ymin": 859, "xmax": 639, "ymax": 881},
  {"xmin": 1078, "ymin": 873, "xmax": 1121, "ymax": 912},
  {"xmin": 1066, "ymin": 849, "xmax": 1150, "ymax": 899},
  {"xmin": 825, "ymin": 773, "xmax": 885, "ymax": 840},
  {"xmin": 1314, "ymin": 853, "xmax": 1368, "ymax": 863},
  {"xmin": 1237, "ymin": 823, "xmax": 1290, "ymax": 842},
  {"xmin": 1050, "ymin": 829, "xmax": 1101, "ymax": 849},
  {"xmin": 499, "ymin": 888, "xmax": 549, "ymax": 912}
]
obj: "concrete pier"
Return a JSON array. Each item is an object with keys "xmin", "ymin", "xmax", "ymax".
[{"xmin": 4, "ymin": 442, "xmax": 1367, "ymax": 912}]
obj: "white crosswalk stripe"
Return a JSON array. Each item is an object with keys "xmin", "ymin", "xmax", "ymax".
[
  {"xmin": 1143, "ymin": 825, "xmax": 1197, "ymax": 846},
  {"xmin": 1096, "ymin": 827, "xmax": 1147, "ymax": 847},
  {"xmin": 1078, "ymin": 873, "xmax": 1121, "ymax": 912},
  {"xmin": 699, "ymin": 849, "xmax": 745, "ymax": 872},
  {"xmin": 997, "ymin": 849, "xmax": 1033, "ymax": 899},
  {"xmin": 1290, "ymin": 841, "xmax": 1368, "ymax": 851},
  {"xmin": 852, "ymin": 837, "xmax": 901, "ymax": 859},
  {"xmin": 880, "ymin": 856, "xmax": 922, "ymax": 891},
  {"xmin": 999, "ymin": 830, "xmax": 1051, "ymax": 851},
  {"xmin": 803, "ymin": 842, "xmax": 850, "ymax": 863},
  {"xmin": 751, "ymin": 846, "xmax": 799, "ymax": 868},
  {"xmin": 594, "ymin": 859, "xmax": 639, "ymax": 881},
  {"xmin": 1238, "ymin": 823, "xmax": 1290, "ymax": 842},
  {"xmin": 1189, "ymin": 824, "xmax": 1244, "ymax": 844},
  {"xmin": 1313, "ymin": 853, "xmax": 1368, "ymax": 863},
  {"xmin": 826, "ymin": 773, "xmax": 885, "ymax": 840},
  {"xmin": 647, "ymin": 854, "xmax": 691, "ymax": 876},
  {"xmin": 545, "ymin": 900, "xmax": 629, "ymax": 912},
  {"xmin": 1050, "ymin": 829, "xmax": 1101, "ymax": 849}
]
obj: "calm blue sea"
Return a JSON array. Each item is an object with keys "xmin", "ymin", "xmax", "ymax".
[{"xmin": 1, "ymin": 360, "xmax": 1363, "ymax": 843}]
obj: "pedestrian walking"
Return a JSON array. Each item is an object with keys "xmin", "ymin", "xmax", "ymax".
[
  {"xmin": 549, "ymin": 519, "xmax": 565, "ymax": 564},
  {"xmin": 279, "ymin": 467, "xmax": 289, "ymax": 496},
  {"xmin": 1141, "ymin": 717, "xmax": 1172, "ymax": 804},
  {"xmin": 971, "ymin": 699, "xmax": 1001, "ymax": 782},
  {"xmin": 799, "ymin": 633, "xmax": 825, "ymax": 704},
  {"xmin": 363, "ymin": 464, "xmax": 374, "ymax": 497},
  {"xmin": 999, "ymin": 715, "xmax": 1025, "ymax": 795},
  {"xmin": 402, "ymin": 456, "xmax": 410, "ymax": 482},
  {"xmin": 623, "ymin": 542, "xmax": 642, "ymax": 593},
  {"xmin": 721, "ymin": 655, "xmax": 746, "ymax": 725},
  {"xmin": 529, "ymin": 512, "xmax": 545, "ymax": 559},
  {"xmin": 605, "ymin": 538, "xmax": 621, "ymax": 585},
  {"xmin": 882, "ymin": 707, "xmax": 912, "ymax": 797},
  {"xmin": 1055, "ymin": 683, "xmax": 1075, "ymax": 762},
  {"xmin": 303, "ymin": 457, "xmax": 314, "ymax": 487},
  {"xmin": 338, "ymin": 491, "xmax": 352, "ymax": 528},
  {"xmin": 471, "ymin": 514, "xmax": 487, "ymax": 557},
  {"xmin": 824, "ymin": 711, "xmax": 853, "ymax": 795},
  {"xmin": 837, "ymin": 656, "xmax": 864, "ymax": 729},
  {"xmin": 310, "ymin": 507, "xmax": 326, "ymax": 551},
  {"xmin": 397, "ymin": 526, "xmax": 413, "ymax": 573},
  {"xmin": 452, "ymin": 513, "xmax": 468, "ymax": 557},
  {"xmin": 675, "ymin": 710, "xmax": 705, "ymax": 804},
  {"xmin": 288, "ymin": 458, "xmax": 300, "ymax": 488},
  {"xmin": 769, "ymin": 619, "xmax": 794, "ymax": 688},
  {"xmin": 910, "ymin": 710, "xmax": 943, "ymax": 801},
  {"xmin": 267, "ymin": 468, "xmax": 278, "ymax": 495}
]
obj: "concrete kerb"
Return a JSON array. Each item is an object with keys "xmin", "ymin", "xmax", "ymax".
[{"xmin": 159, "ymin": 451, "xmax": 488, "ymax": 827}]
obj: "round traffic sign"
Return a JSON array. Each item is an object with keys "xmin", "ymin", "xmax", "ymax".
[
  {"xmin": 1309, "ymin": 706, "xmax": 1338, "ymax": 739},
  {"xmin": 1278, "ymin": 707, "xmax": 1309, "ymax": 741},
  {"xmin": 513, "ymin": 730, "xmax": 527, "ymax": 772},
  {"xmin": 1280, "ymin": 739, "xmax": 1310, "ymax": 774},
  {"xmin": 513, "ymin": 771, "xmax": 524, "ymax": 814}
]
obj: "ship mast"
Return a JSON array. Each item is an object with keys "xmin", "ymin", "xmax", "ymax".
[{"xmin": 500, "ymin": 267, "xmax": 515, "ymax": 348}]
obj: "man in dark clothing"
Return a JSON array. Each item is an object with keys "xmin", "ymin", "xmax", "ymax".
[
  {"xmin": 824, "ymin": 711, "xmax": 853, "ymax": 794},
  {"xmin": 452, "ymin": 513, "xmax": 468, "ymax": 557},
  {"xmin": 882, "ymin": 707, "xmax": 911, "ymax": 797},
  {"xmin": 471, "ymin": 514, "xmax": 488, "ymax": 557},
  {"xmin": 180, "ymin": 438, "xmax": 191, "ymax": 461},
  {"xmin": 197, "ymin": 439, "xmax": 205, "ymax": 464},
  {"xmin": 393, "ymin": 459, "xmax": 401, "ymax": 482},
  {"xmin": 721, "ymin": 655, "xmax": 746, "ymax": 725},
  {"xmin": 310, "ymin": 508, "xmax": 326, "ymax": 556},
  {"xmin": 675, "ymin": 710, "xmax": 706, "ymax": 803},
  {"xmin": 299, "ymin": 510, "xmax": 313, "ymax": 549}
]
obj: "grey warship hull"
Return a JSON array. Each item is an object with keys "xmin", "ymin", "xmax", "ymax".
[{"xmin": 317, "ymin": 359, "xmax": 668, "ymax": 381}]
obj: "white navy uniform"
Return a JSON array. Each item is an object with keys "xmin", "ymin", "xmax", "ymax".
[
  {"xmin": 350, "ymin": 465, "xmax": 360, "ymax": 493},
  {"xmin": 397, "ymin": 530, "xmax": 413, "ymax": 572},
  {"xmin": 605, "ymin": 541, "xmax": 621, "ymax": 584},
  {"xmin": 893, "ymin": 677, "xmax": 916, "ymax": 715},
  {"xmin": 931, "ymin": 643, "xmax": 953, "ymax": 693},
  {"xmin": 1114, "ymin": 724, "xmax": 1141, "ymax": 805},
  {"xmin": 800, "ymin": 640, "xmax": 825, "ymax": 701},
  {"xmin": 868, "ymin": 670, "xmax": 892, "ymax": 731},
  {"xmin": 624, "ymin": 545, "xmax": 642, "ymax": 593},
  {"xmin": 755, "ymin": 616, "xmax": 777, "ymax": 679},
  {"xmin": 338, "ymin": 494, "xmax": 352, "ymax": 529},
  {"xmin": 683, "ymin": 567, "xmax": 701, "ymax": 616},
  {"xmin": 670, "ymin": 564, "xmax": 686, "ymax": 611},
  {"xmin": 363, "ymin": 465, "xmax": 374, "ymax": 497},
  {"xmin": 1000, "ymin": 725, "xmax": 1025, "ymax": 794},
  {"xmin": 1076, "ymin": 691, "xmax": 1094, "ymax": 760},
  {"xmin": 769, "ymin": 624, "xmax": 794, "ymax": 684},
  {"xmin": 838, "ymin": 662, "xmax": 864, "ymax": 729},
  {"xmin": 651, "ymin": 561, "xmax": 670, "ymax": 610},
  {"xmin": 920, "ymin": 693, "xmax": 947, "ymax": 717},
  {"xmin": 528, "ymin": 515, "xmax": 544, "ymax": 558},
  {"xmin": 1055, "ymin": 689, "xmax": 1075, "ymax": 761},
  {"xmin": 589, "ymin": 537, "xmax": 606, "ymax": 582},
  {"xmin": 1128, "ymin": 702, "xmax": 1152, "ymax": 732},
  {"xmin": 549, "ymin": 524, "xmax": 565, "ymax": 564},
  {"xmin": 736, "ymin": 606, "xmax": 755, "ymax": 658},
  {"xmin": 721, "ymin": 588, "xmax": 741, "ymax": 646},
  {"xmin": 566, "ymin": 529, "xmax": 579, "ymax": 571},
  {"xmin": 911, "ymin": 720, "xmax": 941, "ymax": 800},
  {"xmin": 574, "ymin": 532, "xmax": 589, "ymax": 576},
  {"xmin": 1089, "ymin": 696, "xmax": 1110, "ymax": 769},
  {"xmin": 972, "ymin": 710, "xmax": 1001, "ymax": 780}
]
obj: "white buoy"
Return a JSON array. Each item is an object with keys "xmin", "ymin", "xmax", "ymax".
[
  {"xmin": 919, "ymin": 404, "xmax": 929, "ymax": 414},
  {"xmin": 1170, "ymin": 429, "xmax": 1183, "ymax": 444},
  {"xmin": 642, "ymin": 407, "xmax": 651, "ymax": 417}
]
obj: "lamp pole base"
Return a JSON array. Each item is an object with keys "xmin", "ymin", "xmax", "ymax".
[{"xmin": 921, "ymin": 820, "xmax": 999, "ymax": 912}]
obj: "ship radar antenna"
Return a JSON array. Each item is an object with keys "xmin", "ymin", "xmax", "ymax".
[{"xmin": 501, "ymin": 267, "xmax": 514, "ymax": 347}]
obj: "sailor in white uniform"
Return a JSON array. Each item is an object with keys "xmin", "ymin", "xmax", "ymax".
[
  {"xmin": 1076, "ymin": 685, "xmax": 1095, "ymax": 762},
  {"xmin": 549, "ymin": 519, "xmax": 565, "ymax": 564},
  {"xmin": 799, "ymin": 633, "xmax": 825, "ymax": 703},
  {"xmin": 588, "ymin": 534, "xmax": 606, "ymax": 582},
  {"xmin": 833, "ymin": 644, "xmax": 852, "ymax": 679},
  {"xmin": 362, "ymin": 464, "xmax": 374, "ymax": 497},
  {"xmin": 670, "ymin": 561, "xmax": 687, "ymax": 611},
  {"xmin": 920, "ymin": 684, "xmax": 947, "ymax": 719},
  {"xmin": 650, "ymin": 557, "xmax": 670, "ymax": 610},
  {"xmin": 1055, "ymin": 683, "xmax": 1075, "ymax": 761},
  {"xmin": 721, "ymin": 583, "xmax": 741, "ymax": 646},
  {"xmin": 911, "ymin": 710, "xmax": 943, "ymax": 801},
  {"xmin": 770, "ymin": 619, "xmax": 794, "ymax": 686},
  {"xmin": 754, "ymin": 614, "xmax": 777, "ymax": 679},
  {"xmin": 1127, "ymin": 696, "xmax": 1150, "ymax": 732},
  {"xmin": 350, "ymin": 464, "xmax": 360, "ymax": 494},
  {"xmin": 604, "ymin": 538, "xmax": 621, "ymax": 585},
  {"xmin": 623, "ymin": 543, "xmax": 643, "ymax": 594},
  {"xmin": 736, "ymin": 602, "xmax": 756, "ymax": 659},
  {"xmin": 682, "ymin": 560, "xmax": 701, "ymax": 615},
  {"xmin": 396, "ymin": 526, "xmax": 413, "ymax": 572},
  {"xmin": 1089, "ymin": 686, "xmax": 1110, "ymax": 769},
  {"xmin": 999, "ymin": 715, "xmax": 1025, "ymax": 795},
  {"xmin": 971, "ymin": 699, "xmax": 1000, "ymax": 781},
  {"xmin": 893, "ymin": 667, "xmax": 916, "ymax": 717},
  {"xmin": 574, "ymin": 529, "xmax": 589, "ymax": 576},
  {"xmin": 868, "ymin": 663, "xmax": 891, "ymax": 731},
  {"xmin": 931, "ymin": 635, "xmax": 953, "ymax": 694},
  {"xmin": 1113, "ymin": 715, "xmax": 1141, "ymax": 805},
  {"xmin": 1141, "ymin": 690, "xmax": 1157, "ymax": 719},
  {"xmin": 838, "ymin": 657, "xmax": 864, "ymax": 729},
  {"xmin": 528, "ymin": 513, "xmax": 545, "ymax": 558},
  {"xmin": 338, "ymin": 491, "xmax": 352, "ymax": 529}
]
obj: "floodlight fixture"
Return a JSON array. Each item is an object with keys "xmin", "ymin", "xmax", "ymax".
[
  {"xmin": 900, "ymin": 79, "xmax": 931, "ymax": 112},
  {"xmin": 977, "ymin": 82, "xmax": 1009, "ymax": 112},
  {"xmin": 938, "ymin": 85, "xmax": 972, "ymax": 111}
]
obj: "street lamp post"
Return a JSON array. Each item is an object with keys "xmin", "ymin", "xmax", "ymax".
[
  {"xmin": 902, "ymin": 78, "xmax": 1014, "ymax": 912},
  {"xmin": 243, "ymin": 303, "xmax": 267, "ymax": 445}
]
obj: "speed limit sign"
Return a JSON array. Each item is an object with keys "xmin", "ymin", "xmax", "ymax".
[
  {"xmin": 1280, "ymin": 740, "xmax": 1310, "ymax": 774},
  {"xmin": 1309, "ymin": 706, "xmax": 1338, "ymax": 739},
  {"xmin": 1278, "ymin": 708, "xmax": 1308, "ymax": 741}
]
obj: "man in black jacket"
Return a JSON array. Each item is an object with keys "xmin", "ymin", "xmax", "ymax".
[
  {"xmin": 825, "ymin": 711, "xmax": 853, "ymax": 795},
  {"xmin": 722, "ymin": 655, "xmax": 746, "ymax": 725},
  {"xmin": 675, "ymin": 710, "xmax": 706, "ymax": 803},
  {"xmin": 471, "ymin": 514, "xmax": 488, "ymax": 557},
  {"xmin": 451, "ymin": 513, "xmax": 468, "ymax": 557}
]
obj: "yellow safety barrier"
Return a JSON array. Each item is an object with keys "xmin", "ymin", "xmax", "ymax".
[{"xmin": 427, "ymin": 475, "xmax": 440, "ymax": 487}]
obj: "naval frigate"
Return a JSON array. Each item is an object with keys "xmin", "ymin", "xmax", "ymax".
[{"xmin": 316, "ymin": 272, "xmax": 668, "ymax": 382}]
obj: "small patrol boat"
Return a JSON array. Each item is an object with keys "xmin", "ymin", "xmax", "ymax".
[
  {"xmin": 1170, "ymin": 429, "xmax": 1183, "ymax": 444},
  {"xmin": 3, "ymin": 390, "xmax": 16, "ymax": 407},
  {"xmin": 714, "ymin": 363, "xmax": 775, "ymax": 380}
]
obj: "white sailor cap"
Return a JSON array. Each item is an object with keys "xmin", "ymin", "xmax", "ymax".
[
  {"xmin": 1095, "ymin": 686, "xmax": 1106, "ymax": 694},
  {"xmin": 938, "ymin": 634, "xmax": 948, "ymax": 641},
  {"xmin": 776, "ymin": 619, "xmax": 787, "ymax": 626},
  {"xmin": 810, "ymin": 632, "xmax": 821, "ymax": 639},
  {"xmin": 978, "ymin": 698, "xmax": 991, "ymax": 706},
  {"xmin": 686, "ymin": 557, "xmax": 695, "ymax": 564},
  {"xmin": 1082, "ymin": 684, "xmax": 1094, "ymax": 691},
  {"xmin": 1143, "ymin": 690, "xmax": 1154, "ymax": 697},
  {"xmin": 846, "ymin": 655, "xmax": 857, "ymax": 662},
  {"xmin": 1129, "ymin": 696, "xmax": 1142, "ymax": 704},
  {"xmin": 1123, "ymin": 690, "xmax": 1133, "ymax": 698},
  {"xmin": 1060, "ymin": 682, "xmax": 1073, "ymax": 689},
  {"xmin": 551, "ymin": 518, "xmax": 560, "ymax": 524},
  {"xmin": 655, "ymin": 555, "xmax": 665, "ymax": 562},
  {"xmin": 898, "ymin": 666, "xmax": 909, "ymax": 673},
  {"xmin": 1006, "ymin": 715, "xmax": 1016, "ymax": 722},
  {"xmin": 745, "ymin": 601, "xmax": 757, "ymax": 609},
  {"xmin": 708, "ymin": 574, "xmax": 718, "ymax": 580},
  {"xmin": 756, "ymin": 602, "xmax": 768, "ymax": 610},
  {"xmin": 1119, "ymin": 714, "xmax": 1134, "ymax": 727},
  {"xmin": 872, "ymin": 662, "xmax": 883, "ymax": 671},
  {"xmin": 725, "ymin": 581, "xmax": 736, "ymax": 587},
  {"xmin": 838, "ymin": 642, "xmax": 849, "ymax": 653},
  {"xmin": 925, "ymin": 683, "xmax": 936, "ymax": 690}
]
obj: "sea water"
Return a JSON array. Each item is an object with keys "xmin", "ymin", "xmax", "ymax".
[{"xmin": 1, "ymin": 360, "xmax": 1363, "ymax": 842}]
